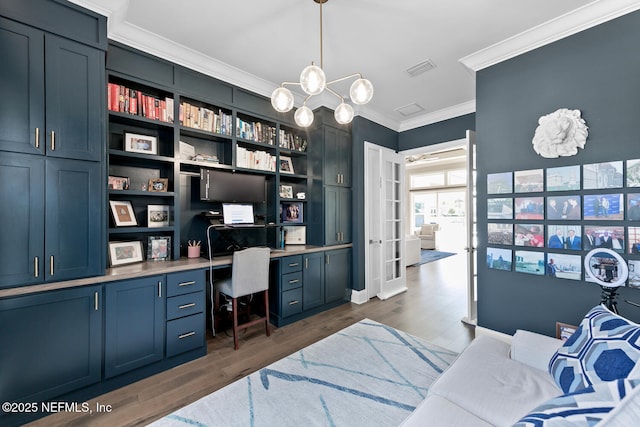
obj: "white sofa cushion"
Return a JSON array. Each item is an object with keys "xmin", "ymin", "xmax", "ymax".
[
  {"xmin": 511, "ymin": 329, "xmax": 564, "ymax": 372},
  {"xmin": 400, "ymin": 394, "xmax": 492, "ymax": 427},
  {"xmin": 428, "ymin": 335, "xmax": 561, "ymax": 427}
]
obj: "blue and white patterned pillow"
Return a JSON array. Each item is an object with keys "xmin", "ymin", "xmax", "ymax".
[
  {"xmin": 513, "ymin": 378, "xmax": 640, "ymax": 427},
  {"xmin": 548, "ymin": 305, "xmax": 640, "ymax": 394}
]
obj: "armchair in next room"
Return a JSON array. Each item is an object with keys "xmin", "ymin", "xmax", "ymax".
[{"xmin": 417, "ymin": 223, "xmax": 440, "ymax": 250}]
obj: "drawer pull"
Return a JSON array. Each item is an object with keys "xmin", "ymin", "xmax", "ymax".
[
  {"xmin": 288, "ymin": 262, "xmax": 299, "ymax": 267},
  {"xmin": 288, "ymin": 300, "xmax": 300, "ymax": 305},
  {"xmin": 179, "ymin": 331, "xmax": 196, "ymax": 339},
  {"xmin": 179, "ymin": 303, "xmax": 196, "ymax": 309},
  {"xmin": 178, "ymin": 281, "xmax": 196, "ymax": 287},
  {"xmin": 288, "ymin": 279, "xmax": 299, "ymax": 284}
]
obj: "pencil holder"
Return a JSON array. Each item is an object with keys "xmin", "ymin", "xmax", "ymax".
[{"xmin": 187, "ymin": 246, "xmax": 200, "ymax": 258}]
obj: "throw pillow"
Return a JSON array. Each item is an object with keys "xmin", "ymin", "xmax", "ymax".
[
  {"xmin": 548, "ymin": 305, "xmax": 640, "ymax": 394},
  {"xmin": 513, "ymin": 378, "xmax": 640, "ymax": 427}
]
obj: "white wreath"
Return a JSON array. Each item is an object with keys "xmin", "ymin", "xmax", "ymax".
[{"xmin": 532, "ymin": 108, "xmax": 588, "ymax": 158}]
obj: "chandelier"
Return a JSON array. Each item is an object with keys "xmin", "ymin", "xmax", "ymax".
[{"xmin": 270, "ymin": 0, "xmax": 374, "ymax": 127}]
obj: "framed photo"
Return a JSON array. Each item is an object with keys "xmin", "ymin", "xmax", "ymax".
[
  {"xmin": 487, "ymin": 198, "xmax": 513, "ymax": 220},
  {"xmin": 124, "ymin": 132, "xmax": 158, "ymax": 155},
  {"xmin": 583, "ymin": 161, "xmax": 623, "ymax": 190},
  {"xmin": 148, "ymin": 236, "xmax": 171, "ymax": 261},
  {"xmin": 281, "ymin": 202, "xmax": 303, "ymax": 223},
  {"xmin": 108, "ymin": 175, "xmax": 130, "ymax": 190},
  {"xmin": 547, "ymin": 195, "xmax": 581, "ymax": 220},
  {"xmin": 283, "ymin": 225, "xmax": 306, "ymax": 245},
  {"xmin": 108, "ymin": 241, "xmax": 144, "ymax": 267},
  {"xmin": 515, "ymin": 250, "xmax": 545, "ymax": 275},
  {"xmin": 627, "ymin": 194, "xmax": 640, "ymax": 221},
  {"xmin": 583, "ymin": 225, "xmax": 625, "ymax": 253},
  {"xmin": 514, "ymin": 169, "xmax": 543, "ymax": 193},
  {"xmin": 486, "ymin": 247, "xmax": 512, "ymax": 271},
  {"xmin": 556, "ymin": 322, "xmax": 578, "ymax": 341},
  {"xmin": 547, "ymin": 225, "xmax": 582, "ymax": 250},
  {"xmin": 514, "ymin": 224, "xmax": 544, "ymax": 247},
  {"xmin": 628, "ymin": 260, "xmax": 640, "ymax": 288},
  {"xmin": 487, "ymin": 172, "xmax": 513, "ymax": 194},
  {"xmin": 546, "ymin": 165, "xmax": 580, "ymax": 192},
  {"xmin": 279, "ymin": 184, "xmax": 294, "ymax": 199},
  {"xmin": 279, "ymin": 156, "xmax": 294, "ymax": 174},
  {"xmin": 487, "ymin": 223, "xmax": 513, "ymax": 245},
  {"xmin": 109, "ymin": 200, "xmax": 138, "ymax": 227},
  {"xmin": 584, "ymin": 248, "xmax": 628, "ymax": 287},
  {"xmin": 628, "ymin": 227, "xmax": 640, "ymax": 254},
  {"xmin": 148, "ymin": 178, "xmax": 169, "ymax": 192},
  {"xmin": 583, "ymin": 194, "xmax": 624, "ymax": 220},
  {"xmin": 147, "ymin": 205, "xmax": 170, "ymax": 228},
  {"xmin": 627, "ymin": 159, "xmax": 640, "ymax": 187},
  {"xmin": 546, "ymin": 253, "xmax": 582, "ymax": 281},
  {"xmin": 514, "ymin": 197, "xmax": 544, "ymax": 220}
]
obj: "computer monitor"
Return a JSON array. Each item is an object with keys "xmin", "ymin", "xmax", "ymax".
[{"xmin": 222, "ymin": 203, "xmax": 254, "ymax": 225}]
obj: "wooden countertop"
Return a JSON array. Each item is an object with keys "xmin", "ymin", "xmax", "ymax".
[{"xmin": 0, "ymin": 244, "xmax": 352, "ymax": 299}]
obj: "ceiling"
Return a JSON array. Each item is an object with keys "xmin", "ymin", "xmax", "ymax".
[{"xmin": 70, "ymin": 0, "xmax": 639, "ymax": 132}]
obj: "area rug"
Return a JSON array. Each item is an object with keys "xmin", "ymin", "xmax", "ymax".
[
  {"xmin": 415, "ymin": 250, "xmax": 456, "ymax": 265},
  {"xmin": 149, "ymin": 319, "xmax": 457, "ymax": 427}
]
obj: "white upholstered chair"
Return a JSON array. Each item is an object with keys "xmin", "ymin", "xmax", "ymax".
[
  {"xmin": 417, "ymin": 223, "xmax": 440, "ymax": 250},
  {"xmin": 212, "ymin": 247, "xmax": 271, "ymax": 350}
]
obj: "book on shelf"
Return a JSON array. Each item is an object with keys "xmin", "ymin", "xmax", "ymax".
[
  {"xmin": 107, "ymin": 82, "xmax": 173, "ymax": 123},
  {"xmin": 179, "ymin": 101, "xmax": 232, "ymax": 136},
  {"xmin": 236, "ymin": 118, "xmax": 276, "ymax": 145},
  {"xmin": 279, "ymin": 129, "xmax": 308, "ymax": 152},
  {"xmin": 236, "ymin": 146, "xmax": 276, "ymax": 172}
]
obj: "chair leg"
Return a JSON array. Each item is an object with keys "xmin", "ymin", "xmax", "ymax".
[
  {"xmin": 232, "ymin": 297, "xmax": 240, "ymax": 350},
  {"xmin": 264, "ymin": 290, "xmax": 271, "ymax": 337}
]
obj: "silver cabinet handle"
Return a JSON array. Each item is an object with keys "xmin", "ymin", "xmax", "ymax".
[
  {"xmin": 34, "ymin": 257, "xmax": 39, "ymax": 278},
  {"xmin": 288, "ymin": 262, "xmax": 299, "ymax": 267},
  {"xmin": 288, "ymin": 279, "xmax": 299, "ymax": 284},
  {"xmin": 50, "ymin": 130, "xmax": 55, "ymax": 151},
  {"xmin": 179, "ymin": 303, "xmax": 196, "ymax": 309},
  {"xmin": 158, "ymin": 281, "xmax": 162, "ymax": 298},
  {"xmin": 35, "ymin": 128, "xmax": 40, "ymax": 148},
  {"xmin": 289, "ymin": 300, "xmax": 299, "ymax": 305},
  {"xmin": 178, "ymin": 280, "xmax": 195, "ymax": 287},
  {"xmin": 50, "ymin": 255, "xmax": 54, "ymax": 276},
  {"xmin": 178, "ymin": 331, "xmax": 196, "ymax": 339},
  {"xmin": 94, "ymin": 291, "xmax": 99, "ymax": 311}
]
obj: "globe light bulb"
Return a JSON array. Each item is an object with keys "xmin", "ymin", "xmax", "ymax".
[
  {"xmin": 270, "ymin": 87, "xmax": 294, "ymax": 112},
  {"xmin": 334, "ymin": 102, "xmax": 354, "ymax": 124},
  {"xmin": 294, "ymin": 106, "xmax": 314, "ymax": 128},
  {"xmin": 349, "ymin": 78, "xmax": 374, "ymax": 105},
  {"xmin": 299, "ymin": 64, "xmax": 326, "ymax": 96}
]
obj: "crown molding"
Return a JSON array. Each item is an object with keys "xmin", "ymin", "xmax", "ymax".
[{"xmin": 460, "ymin": 0, "xmax": 640, "ymax": 72}]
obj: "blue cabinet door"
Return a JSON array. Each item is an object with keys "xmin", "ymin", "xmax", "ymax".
[
  {"xmin": 104, "ymin": 276, "xmax": 165, "ymax": 378},
  {"xmin": 324, "ymin": 186, "xmax": 352, "ymax": 245},
  {"xmin": 0, "ymin": 285, "xmax": 102, "ymax": 403},
  {"xmin": 325, "ymin": 248, "xmax": 351, "ymax": 303},
  {"xmin": 0, "ymin": 153, "xmax": 45, "ymax": 287},
  {"xmin": 302, "ymin": 252, "xmax": 325, "ymax": 310}
]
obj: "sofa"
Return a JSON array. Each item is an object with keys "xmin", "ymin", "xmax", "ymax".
[
  {"xmin": 405, "ymin": 235, "xmax": 421, "ymax": 266},
  {"xmin": 417, "ymin": 223, "xmax": 440, "ymax": 249},
  {"xmin": 401, "ymin": 304, "xmax": 640, "ymax": 426}
]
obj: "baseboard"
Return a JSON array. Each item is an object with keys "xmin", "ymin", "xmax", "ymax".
[
  {"xmin": 475, "ymin": 326, "xmax": 513, "ymax": 344},
  {"xmin": 350, "ymin": 289, "xmax": 368, "ymax": 305}
]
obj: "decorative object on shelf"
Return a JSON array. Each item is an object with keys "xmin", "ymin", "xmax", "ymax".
[
  {"xmin": 179, "ymin": 141, "xmax": 196, "ymax": 160},
  {"xmin": 296, "ymin": 192, "xmax": 306, "ymax": 200},
  {"xmin": 555, "ymin": 322, "xmax": 578, "ymax": 341},
  {"xmin": 108, "ymin": 175, "xmax": 130, "ymax": 190},
  {"xmin": 279, "ymin": 156, "xmax": 295, "ymax": 174},
  {"xmin": 532, "ymin": 108, "xmax": 588, "ymax": 158},
  {"xmin": 147, "ymin": 205, "xmax": 170, "ymax": 228},
  {"xmin": 269, "ymin": 0, "xmax": 373, "ymax": 127},
  {"xmin": 281, "ymin": 202, "xmax": 304, "ymax": 223},
  {"xmin": 148, "ymin": 236, "xmax": 171, "ymax": 261},
  {"xmin": 279, "ymin": 184, "xmax": 294, "ymax": 199},
  {"xmin": 148, "ymin": 178, "xmax": 169, "ymax": 192},
  {"xmin": 191, "ymin": 153, "xmax": 219, "ymax": 163},
  {"xmin": 124, "ymin": 132, "xmax": 158, "ymax": 155},
  {"xmin": 187, "ymin": 240, "xmax": 201, "ymax": 258},
  {"xmin": 109, "ymin": 200, "xmax": 138, "ymax": 227},
  {"xmin": 108, "ymin": 241, "xmax": 144, "ymax": 267},
  {"xmin": 283, "ymin": 225, "xmax": 306, "ymax": 245},
  {"xmin": 584, "ymin": 248, "xmax": 629, "ymax": 314}
]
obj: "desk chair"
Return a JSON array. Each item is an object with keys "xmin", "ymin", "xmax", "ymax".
[{"xmin": 212, "ymin": 247, "xmax": 271, "ymax": 350}]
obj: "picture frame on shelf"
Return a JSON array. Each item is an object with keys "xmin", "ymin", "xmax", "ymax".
[
  {"xmin": 109, "ymin": 200, "xmax": 138, "ymax": 227},
  {"xmin": 279, "ymin": 184, "xmax": 293, "ymax": 199},
  {"xmin": 556, "ymin": 322, "xmax": 578, "ymax": 341},
  {"xmin": 108, "ymin": 241, "xmax": 144, "ymax": 267},
  {"xmin": 148, "ymin": 178, "xmax": 169, "ymax": 192},
  {"xmin": 283, "ymin": 225, "xmax": 306, "ymax": 244},
  {"xmin": 124, "ymin": 132, "xmax": 158, "ymax": 155},
  {"xmin": 147, "ymin": 205, "xmax": 170, "ymax": 228},
  {"xmin": 281, "ymin": 202, "xmax": 303, "ymax": 223},
  {"xmin": 108, "ymin": 175, "xmax": 130, "ymax": 190},
  {"xmin": 279, "ymin": 156, "xmax": 294, "ymax": 174},
  {"xmin": 148, "ymin": 236, "xmax": 171, "ymax": 261}
]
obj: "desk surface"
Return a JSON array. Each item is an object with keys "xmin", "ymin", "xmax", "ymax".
[{"xmin": 0, "ymin": 244, "xmax": 352, "ymax": 299}]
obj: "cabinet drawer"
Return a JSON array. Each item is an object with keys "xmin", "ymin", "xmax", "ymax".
[
  {"xmin": 281, "ymin": 256, "xmax": 303, "ymax": 275},
  {"xmin": 166, "ymin": 312, "xmax": 205, "ymax": 358},
  {"xmin": 167, "ymin": 291, "xmax": 204, "ymax": 321},
  {"xmin": 281, "ymin": 288, "xmax": 303, "ymax": 318},
  {"xmin": 167, "ymin": 270, "xmax": 205, "ymax": 297},
  {"xmin": 282, "ymin": 271, "xmax": 302, "ymax": 292}
]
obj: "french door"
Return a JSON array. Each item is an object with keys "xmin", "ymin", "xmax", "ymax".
[{"xmin": 463, "ymin": 130, "xmax": 478, "ymax": 325}]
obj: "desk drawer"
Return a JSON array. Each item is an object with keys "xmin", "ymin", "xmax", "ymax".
[
  {"xmin": 282, "ymin": 271, "xmax": 302, "ymax": 292},
  {"xmin": 281, "ymin": 288, "xmax": 302, "ymax": 318},
  {"xmin": 167, "ymin": 291, "xmax": 204, "ymax": 321},
  {"xmin": 166, "ymin": 312, "xmax": 205, "ymax": 357},
  {"xmin": 167, "ymin": 270, "xmax": 204, "ymax": 297},
  {"xmin": 281, "ymin": 255, "xmax": 303, "ymax": 275}
]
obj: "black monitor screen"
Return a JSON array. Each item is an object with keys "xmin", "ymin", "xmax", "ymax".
[{"xmin": 200, "ymin": 169, "xmax": 266, "ymax": 203}]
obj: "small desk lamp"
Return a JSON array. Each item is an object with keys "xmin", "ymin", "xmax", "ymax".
[{"xmin": 584, "ymin": 248, "xmax": 629, "ymax": 314}]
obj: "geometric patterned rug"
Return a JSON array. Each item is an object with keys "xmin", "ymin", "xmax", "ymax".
[
  {"xmin": 148, "ymin": 319, "xmax": 457, "ymax": 426},
  {"xmin": 415, "ymin": 250, "xmax": 456, "ymax": 265}
]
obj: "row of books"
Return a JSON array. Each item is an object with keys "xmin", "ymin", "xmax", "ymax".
[
  {"xmin": 108, "ymin": 83, "xmax": 174, "ymax": 123},
  {"xmin": 179, "ymin": 101, "xmax": 232, "ymax": 136},
  {"xmin": 236, "ymin": 146, "xmax": 276, "ymax": 172},
  {"xmin": 236, "ymin": 118, "xmax": 277, "ymax": 145},
  {"xmin": 279, "ymin": 130, "xmax": 308, "ymax": 152}
]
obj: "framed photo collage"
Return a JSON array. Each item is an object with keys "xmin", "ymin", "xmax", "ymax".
[{"xmin": 486, "ymin": 160, "xmax": 640, "ymax": 287}]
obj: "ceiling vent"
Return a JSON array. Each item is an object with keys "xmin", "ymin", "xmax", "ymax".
[
  {"xmin": 395, "ymin": 103, "xmax": 425, "ymax": 117},
  {"xmin": 405, "ymin": 59, "xmax": 437, "ymax": 77}
]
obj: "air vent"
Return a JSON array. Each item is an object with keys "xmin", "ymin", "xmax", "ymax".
[
  {"xmin": 406, "ymin": 59, "xmax": 437, "ymax": 77},
  {"xmin": 395, "ymin": 103, "xmax": 424, "ymax": 117}
]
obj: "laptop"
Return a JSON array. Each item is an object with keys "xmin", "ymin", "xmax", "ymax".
[{"xmin": 222, "ymin": 203, "xmax": 255, "ymax": 226}]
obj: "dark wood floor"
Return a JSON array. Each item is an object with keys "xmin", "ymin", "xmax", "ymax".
[{"xmin": 29, "ymin": 253, "xmax": 474, "ymax": 427}]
